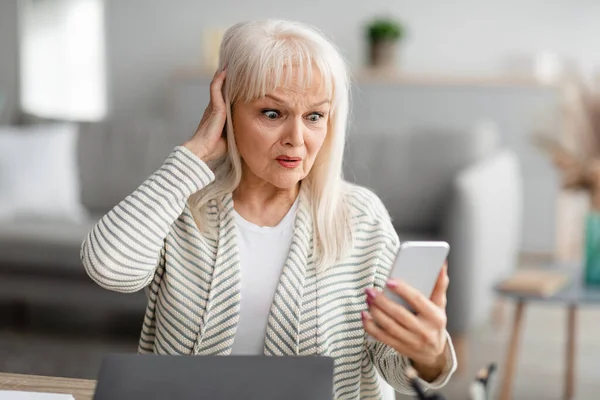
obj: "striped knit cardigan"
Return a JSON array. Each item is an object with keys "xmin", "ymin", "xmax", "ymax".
[{"xmin": 81, "ymin": 146, "xmax": 456, "ymax": 399}]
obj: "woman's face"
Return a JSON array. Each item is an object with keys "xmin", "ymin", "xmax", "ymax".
[{"xmin": 232, "ymin": 68, "xmax": 330, "ymax": 190}]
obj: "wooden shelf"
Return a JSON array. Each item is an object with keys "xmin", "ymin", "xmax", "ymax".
[
  {"xmin": 354, "ymin": 68, "xmax": 563, "ymax": 88},
  {"xmin": 172, "ymin": 66, "xmax": 564, "ymax": 88}
]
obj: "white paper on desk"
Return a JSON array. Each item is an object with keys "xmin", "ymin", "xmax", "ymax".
[{"xmin": 0, "ymin": 391, "xmax": 74, "ymax": 400}]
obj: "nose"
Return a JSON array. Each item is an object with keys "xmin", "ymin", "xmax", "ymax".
[{"xmin": 283, "ymin": 117, "xmax": 304, "ymax": 147}]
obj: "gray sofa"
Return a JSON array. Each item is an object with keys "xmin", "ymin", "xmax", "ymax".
[
  {"xmin": 0, "ymin": 119, "xmax": 522, "ymax": 356},
  {"xmin": 0, "ymin": 121, "xmax": 152, "ymax": 313}
]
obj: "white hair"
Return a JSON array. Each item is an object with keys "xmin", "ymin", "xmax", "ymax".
[{"xmin": 189, "ymin": 19, "xmax": 353, "ymax": 269}]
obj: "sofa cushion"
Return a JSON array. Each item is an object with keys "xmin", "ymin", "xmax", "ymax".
[
  {"xmin": 343, "ymin": 124, "xmax": 499, "ymax": 232},
  {"xmin": 77, "ymin": 118, "xmax": 176, "ymax": 214},
  {"xmin": 0, "ymin": 216, "xmax": 100, "ymax": 274},
  {"xmin": 0, "ymin": 123, "xmax": 87, "ymax": 222},
  {"xmin": 78, "ymin": 121, "xmax": 141, "ymax": 214}
]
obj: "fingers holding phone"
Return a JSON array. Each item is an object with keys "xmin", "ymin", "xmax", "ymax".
[
  {"xmin": 363, "ymin": 274, "xmax": 448, "ymax": 361},
  {"xmin": 429, "ymin": 262, "xmax": 449, "ymax": 309},
  {"xmin": 362, "ymin": 242, "xmax": 451, "ymax": 380}
]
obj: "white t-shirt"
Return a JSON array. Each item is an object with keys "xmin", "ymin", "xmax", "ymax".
[{"xmin": 230, "ymin": 197, "xmax": 299, "ymax": 355}]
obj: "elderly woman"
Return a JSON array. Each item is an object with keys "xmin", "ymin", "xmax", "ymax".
[{"xmin": 81, "ymin": 19, "xmax": 456, "ymax": 399}]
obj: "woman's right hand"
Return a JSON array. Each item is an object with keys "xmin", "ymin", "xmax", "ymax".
[{"xmin": 183, "ymin": 68, "xmax": 228, "ymax": 162}]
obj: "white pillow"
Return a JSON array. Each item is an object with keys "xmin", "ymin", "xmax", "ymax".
[{"xmin": 0, "ymin": 123, "xmax": 87, "ymax": 222}]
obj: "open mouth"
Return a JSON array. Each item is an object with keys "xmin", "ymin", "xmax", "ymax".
[{"xmin": 276, "ymin": 157, "xmax": 302, "ymax": 168}]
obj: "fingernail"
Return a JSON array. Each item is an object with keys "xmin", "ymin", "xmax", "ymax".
[
  {"xmin": 386, "ymin": 279, "xmax": 399, "ymax": 288},
  {"xmin": 366, "ymin": 296, "xmax": 373, "ymax": 306},
  {"xmin": 361, "ymin": 311, "xmax": 373, "ymax": 321},
  {"xmin": 365, "ymin": 288, "xmax": 378, "ymax": 300}
]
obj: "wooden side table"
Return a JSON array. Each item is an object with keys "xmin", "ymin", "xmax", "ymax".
[{"xmin": 494, "ymin": 266, "xmax": 600, "ymax": 400}]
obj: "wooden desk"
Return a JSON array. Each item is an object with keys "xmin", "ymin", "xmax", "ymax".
[{"xmin": 0, "ymin": 373, "xmax": 96, "ymax": 400}]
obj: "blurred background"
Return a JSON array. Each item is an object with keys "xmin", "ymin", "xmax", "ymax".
[{"xmin": 2, "ymin": 1, "xmax": 600, "ymax": 399}]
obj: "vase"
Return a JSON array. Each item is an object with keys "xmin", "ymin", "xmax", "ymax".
[
  {"xmin": 368, "ymin": 39, "xmax": 397, "ymax": 69},
  {"xmin": 584, "ymin": 211, "xmax": 600, "ymax": 285}
]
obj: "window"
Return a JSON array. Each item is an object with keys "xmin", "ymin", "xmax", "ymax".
[{"xmin": 19, "ymin": 0, "xmax": 106, "ymax": 121}]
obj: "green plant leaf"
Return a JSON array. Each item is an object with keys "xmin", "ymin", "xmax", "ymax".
[{"xmin": 366, "ymin": 18, "xmax": 405, "ymax": 42}]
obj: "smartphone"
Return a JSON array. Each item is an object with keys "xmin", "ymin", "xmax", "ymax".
[{"xmin": 384, "ymin": 241, "xmax": 450, "ymax": 310}]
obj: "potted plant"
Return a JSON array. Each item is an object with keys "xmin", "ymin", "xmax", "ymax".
[
  {"xmin": 535, "ymin": 77, "xmax": 600, "ymax": 285},
  {"xmin": 366, "ymin": 18, "xmax": 405, "ymax": 69}
]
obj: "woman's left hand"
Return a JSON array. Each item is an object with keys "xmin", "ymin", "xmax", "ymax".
[{"xmin": 362, "ymin": 262, "xmax": 449, "ymax": 382}]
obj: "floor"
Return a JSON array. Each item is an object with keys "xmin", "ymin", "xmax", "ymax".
[
  {"xmin": 411, "ymin": 303, "xmax": 600, "ymax": 400},
  {"xmin": 1, "ymin": 303, "xmax": 599, "ymax": 400}
]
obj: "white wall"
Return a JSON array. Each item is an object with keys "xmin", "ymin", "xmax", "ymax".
[
  {"xmin": 106, "ymin": 0, "xmax": 600, "ymax": 118},
  {"xmin": 4, "ymin": 0, "xmax": 600, "ymax": 120}
]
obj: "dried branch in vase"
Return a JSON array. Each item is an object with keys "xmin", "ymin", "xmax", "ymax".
[{"xmin": 534, "ymin": 77, "xmax": 600, "ymax": 211}]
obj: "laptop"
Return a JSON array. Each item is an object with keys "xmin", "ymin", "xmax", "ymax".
[{"xmin": 93, "ymin": 354, "xmax": 335, "ymax": 400}]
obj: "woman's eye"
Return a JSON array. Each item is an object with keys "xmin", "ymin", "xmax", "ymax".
[
  {"xmin": 307, "ymin": 113, "xmax": 324, "ymax": 122},
  {"xmin": 262, "ymin": 110, "xmax": 279, "ymax": 120}
]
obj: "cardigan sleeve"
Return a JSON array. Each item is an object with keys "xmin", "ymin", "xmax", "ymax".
[
  {"xmin": 80, "ymin": 146, "xmax": 215, "ymax": 293},
  {"xmin": 365, "ymin": 222, "xmax": 458, "ymax": 395},
  {"xmin": 366, "ymin": 332, "xmax": 457, "ymax": 395}
]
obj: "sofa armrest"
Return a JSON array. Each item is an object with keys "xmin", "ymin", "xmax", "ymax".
[{"xmin": 441, "ymin": 149, "xmax": 523, "ymax": 334}]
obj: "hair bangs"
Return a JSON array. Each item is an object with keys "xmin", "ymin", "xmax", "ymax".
[{"xmin": 233, "ymin": 36, "xmax": 334, "ymax": 105}]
